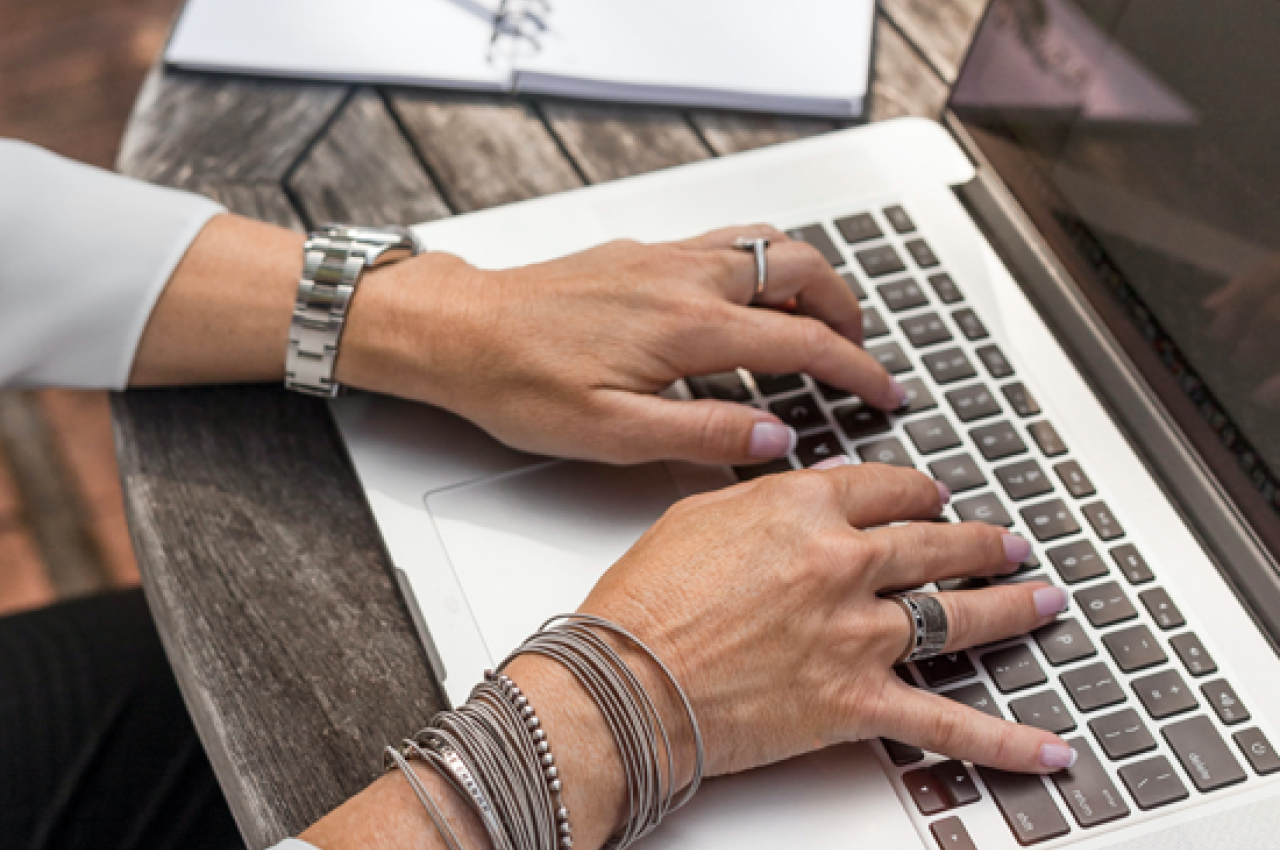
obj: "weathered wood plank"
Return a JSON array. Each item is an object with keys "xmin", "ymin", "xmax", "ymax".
[
  {"xmin": 117, "ymin": 67, "xmax": 348, "ymax": 184},
  {"xmin": 880, "ymin": 0, "xmax": 990, "ymax": 83},
  {"xmin": 113, "ymin": 386, "xmax": 444, "ymax": 848},
  {"xmin": 868, "ymin": 15, "xmax": 951, "ymax": 123},
  {"xmin": 389, "ymin": 91, "xmax": 582, "ymax": 213},
  {"xmin": 540, "ymin": 102, "xmax": 711, "ymax": 183},
  {"xmin": 187, "ymin": 182, "xmax": 306, "ymax": 232},
  {"xmin": 690, "ymin": 112, "xmax": 837, "ymax": 156},
  {"xmin": 288, "ymin": 88, "xmax": 452, "ymax": 228}
]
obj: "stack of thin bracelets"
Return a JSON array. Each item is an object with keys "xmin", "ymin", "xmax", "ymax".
[{"xmin": 384, "ymin": 614, "xmax": 705, "ymax": 850}]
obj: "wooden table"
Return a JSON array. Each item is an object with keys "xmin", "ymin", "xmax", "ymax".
[{"xmin": 112, "ymin": 3, "xmax": 988, "ymax": 846}]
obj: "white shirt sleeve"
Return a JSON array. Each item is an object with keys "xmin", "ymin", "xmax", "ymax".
[
  {"xmin": 269, "ymin": 839, "xmax": 320, "ymax": 850},
  {"xmin": 0, "ymin": 139, "xmax": 224, "ymax": 390}
]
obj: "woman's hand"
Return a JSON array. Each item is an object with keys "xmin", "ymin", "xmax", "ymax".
[{"xmin": 338, "ymin": 225, "xmax": 902, "ymax": 465}]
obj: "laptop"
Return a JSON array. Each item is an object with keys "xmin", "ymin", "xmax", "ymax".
[{"xmin": 330, "ymin": 1, "xmax": 1280, "ymax": 847}]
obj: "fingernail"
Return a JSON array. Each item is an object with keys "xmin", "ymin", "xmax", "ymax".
[
  {"xmin": 890, "ymin": 378, "xmax": 911, "ymax": 409},
  {"xmin": 1039, "ymin": 743, "xmax": 1078, "ymax": 770},
  {"xmin": 936, "ymin": 481, "xmax": 952, "ymax": 506},
  {"xmin": 812, "ymin": 455, "xmax": 852, "ymax": 470},
  {"xmin": 750, "ymin": 421, "xmax": 797, "ymax": 458},
  {"xmin": 1034, "ymin": 586, "xmax": 1069, "ymax": 617},
  {"xmin": 1002, "ymin": 533, "xmax": 1032, "ymax": 564}
]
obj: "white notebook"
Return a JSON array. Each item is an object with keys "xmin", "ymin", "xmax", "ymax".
[{"xmin": 166, "ymin": 0, "xmax": 876, "ymax": 118}]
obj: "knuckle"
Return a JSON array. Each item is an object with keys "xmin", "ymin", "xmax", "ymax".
[
  {"xmin": 696, "ymin": 406, "xmax": 745, "ymax": 457},
  {"xmin": 941, "ymin": 595, "xmax": 970, "ymax": 651},
  {"xmin": 929, "ymin": 704, "xmax": 971, "ymax": 753},
  {"xmin": 776, "ymin": 468, "xmax": 841, "ymax": 506},
  {"xmin": 792, "ymin": 316, "xmax": 835, "ymax": 363}
]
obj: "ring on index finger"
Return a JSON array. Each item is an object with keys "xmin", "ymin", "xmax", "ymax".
[
  {"xmin": 732, "ymin": 236, "xmax": 770, "ymax": 302},
  {"xmin": 891, "ymin": 593, "xmax": 949, "ymax": 663}
]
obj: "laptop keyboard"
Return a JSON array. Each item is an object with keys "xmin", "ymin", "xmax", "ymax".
[{"xmin": 685, "ymin": 206, "xmax": 1280, "ymax": 847}]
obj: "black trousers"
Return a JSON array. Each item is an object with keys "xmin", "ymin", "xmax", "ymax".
[{"xmin": 0, "ymin": 588, "xmax": 243, "ymax": 850}]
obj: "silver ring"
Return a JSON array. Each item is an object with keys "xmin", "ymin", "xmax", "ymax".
[
  {"xmin": 732, "ymin": 236, "xmax": 770, "ymax": 301},
  {"xmin": 892, "ymin": 593, "xmax": 949, "ymax": 663}
]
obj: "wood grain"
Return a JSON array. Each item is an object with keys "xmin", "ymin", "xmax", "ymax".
[
  {"xmin": 389, "ymin": 91, "xmax": 582, "ymax": 213},
  {"xmin": 187, "ymin": 182, "xmax": 306, "ymax": 232},
  {"xmin": 880, "ymin": 0, "xmax": 990, "ymax": 83},
  {"xmin": 868, "ymin": 16, "xmax": 951, "ymax": 123},
  {"xmin": 540, "ymin": 102, "xmax": 711, "ymax": 183},
  {"xmin": 690, "ymin": 112, "xmax": 837, "ymax": 156}
]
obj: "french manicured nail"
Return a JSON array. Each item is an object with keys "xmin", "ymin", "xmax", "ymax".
[
  {"xmin": 812, "ymin": 455, "xmax": 853, "ymax": 470},
  {"xmin": 936, "ymin": 481, "xmax": 952, "ymax": 506},
  {"xmin": 891, "ymin": 378, "xmax": 911, "ymax": 409},
  {"xmin": 1003, "ymin": 533, "xmax": 1032, "ymax": 564},
  {"xmin": 1034, "ymin": 586, "xmax": 1069, "ymax": 617},
  {"xmin": 1040, "ymin": 743, "xmax": 1078, "ymax": 770},
  {"xmin": 750, "ymin": 421, "xmax": 797, "ymax": 458}
]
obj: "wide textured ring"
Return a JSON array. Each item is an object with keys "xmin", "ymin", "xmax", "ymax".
[
  {"xmin": 891, "ymin": 593, "xmax": 949, "ymax": 663},
  {"xmin": 732, "ymin": 236, "xmax": 770, "ymax": 301}
]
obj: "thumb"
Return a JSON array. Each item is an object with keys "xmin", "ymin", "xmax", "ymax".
[{"xmin": 604, "ymin": 392, "xmax": 797, "ymax": 466}]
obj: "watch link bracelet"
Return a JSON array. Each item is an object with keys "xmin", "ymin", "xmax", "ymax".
[{"xmin": 284, "ymin": 224, "xmax": 423, "ymax": 397}]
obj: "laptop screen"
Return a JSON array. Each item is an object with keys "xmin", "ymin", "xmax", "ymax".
[{"xmin": 950, "ymin": 0, "xmax": 1280, "ymax": 561}]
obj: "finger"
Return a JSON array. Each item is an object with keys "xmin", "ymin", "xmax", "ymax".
[
  {"xmin": 682, "ymin": 306, "xmax": 902, "ymax": 409},
  {"xmin": 864, "ymin": 522, "xmax": 1030, "ymax": 589},
  {"xmin": 816, "ymin": 463, "xmax": 947, "ymax": 528},
  {"xmin": 878, "ymin": 682, "xmax": 1077, "ymax": 773},
  {"xmin": 675, "ymin": 224, "xmax": 791, "ymax": 252},
  {"xmin": 880, "ymin": 581, "xmax": 1068, "ymax": 657},
  {"xmin": 596, "ymin": 391, "xmax": 797, "ymax": 466}
]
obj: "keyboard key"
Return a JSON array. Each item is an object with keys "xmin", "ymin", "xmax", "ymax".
[
  {"xmin": 1102, "ymin": 624, "xmax": 1167, "ymax": 672},
  {"xmin": 895, "ymin": 664, "xmax": 917, "ymax": 686},
  {"xmin": 1081, "ymin": 501, "xmax": 1124, "ymax": 541},
  {"xmin": 972, "ymin": 421, "xmax": 1028, "ymax": 462},
  {"xmin": 1089, "ymin": 708, "xmax": 1156, "ymax": 760},
  {"xmin": 1001, "ymin": 382, "xmax": 1040, "ymax": 418},
  {"xmin": 796, "ymin": 431, "xmax": 844, "ymax": 468},
  {"xmin": 769, "ymin": 393, "xmax": 824, "ymax": 431},
  {"xmin": 1034, "ymin": 618, "xmax": 1097, "ymax": 666},
  {"xmin": 883, "ymin": 205, "xmax": 916, "ymax": 234},
  {"xmin": 955, "ymin": 493, "xmax": 1014, "ymax": 527},
  {"xmin": 863, "ymin": 306, "xmax": 890, "ymax": 339},
  {"xmin": 1051, "ymin": 738, "xmax": 1129, "ymax": 828},
  {"xmin": 882, "ymin": 737, "xmax": 925, "ymax": 766},
  {"xmin": 952, "ymin": 308, "xmax": 989, "ymax": 341},
  {"xmin": 906, "ymin": 415, "xmax": 962, "ymax": 455},
  {"xmin": 929, "ymin": 273, "xmax": 963, "ymax": 304},
  {"xmin": 1138, "ymin": 587, "xmax": 1184, "ymax": 630},
  {"xmin": 1028, "ymin": 421, "xmax": 1067, "ymax": 457},
  {"xmin": 903, "ymin": 767, "xmax": 951, "ymax": 815},
  {"xmin": 976, "ymin": 768, "xmax": 1071, "ymax": 846},
  {"xmin": 1047, "ymin": 540, "xmax": 1107, "ymax": 584},
  {"xmin": 897, "ymin": 377, "xmax": 937, "ymax": 415},
  {"xmin": 1053, "ymin": 461, "xmax": 1095, "ymax": 498},
  {"xmin": 932, "ymin": 760, "xmax": 982, "ymax": 807},
  {"xmin": 857, "ymin": 244, "xmax": 907, "ymax": 277},
  {"xmin": 816, "ymin": 381, "xmax": 851, "ymax": 402},
  {"xmin": 901, "ymin": 313, "xmax": 952, "ymax": 348},
  {"xmin": 787, "ymin": 224, "xmax": 844, "ymax": 266},
  {"xmin": 687, "ymin": 371, "xmax": 751, "ymax": 402},
  {"xmin": 1010, "ymin": 689, "xmax": 1077, "ymax": 734},
  {"xmin": 1170, "ymin": 632, "xmax": 1217, "ymax": 677},
  {"xmin": 734, "ymin": 458, "xmax": 793, "ymax": 481},
  {"xmin": 1202, "ymin": 679, "xmax": 1249, "ymax": 725},
  {"xmin": 929, "ymin": 454, "xmax": 988, "ymax": 494},
  {"xmin": 834, "ymin": 212, "xmax": 883, "ymax": 244},
  {"xmin": 840, "ymin": 271, "xmax": 867, "ymax": 301},
  {"xmin": 905, "ymin": 238, "xmax": 941, "ymax": 268},
  {"xmin": 1020, "ymin": 498, "xmax": 1081, "ymax": 542},
  {"xmin": 751, "ymin": 372, "xmax": 805, "ymax": 396},
  {"xmin": 834, "ymin": 400, "xmax": 891, "ymax": 441},
  {"xmin": 1110, "ymin": 544, "xmax": 1154, "ymax": 585},
  {"xmin": 1061, "ymin": 662, "xmax": 1126, "ymax": 712},
  {"xmin": 1075, "ymin": 581, "xmax": 1137, "ymax": 628},
  {"xmin": 1163, "ymin": 715, "xmax": 1247, "ymax": 792},
  {"xmin": 922, "ymin": 347, "xmax": 977, "ymax": 385},
  {"xmin": 917, "ymin": 651, "xmax": 977, "ymax": 688},
  {"xmin": 983, "ymin": 644, "xmax": 1047, "ymax": 693},
  {"xmin": 930, "ymin": 816, "xmax": 977, "ymax": 850},
  {"xmin": 867, "ymin": 341, "xmax": 911, "ymax": 374},
  {"xmin": 996, "ymin": 459, "xmax": 1053, "ymax": 501},
  {"xmin": 857, "ymin": 437, "xmax": 913, "ymax": 468},
  {"xmin": 946, "ymin": 384, "xmax": 1001, "ymax": 423},
  {"xmin": 1133, "ymin": 669, "xmax": 1197, "ymax": 719},
  {"xmin": 937, "ymin": 577, "xmax": 990, "ymax": 592},
  {"xmin": 1118, "ymin": 755, "xmax": 1189, "ymax": 810},
  {"xmin": 975, "ymin": 344, "xmax": 1014, "ymax": 379},
  {"xmin": 942, "ymin": 681, "xmax": 1003, "ymax": 719},
  {"xmin": 1233, "ymin": 727, "xmax": 1280, "ymax": 775},
  {"xmin": 879, "ymin": 279, "xmax": 931, "ymax": 312}
]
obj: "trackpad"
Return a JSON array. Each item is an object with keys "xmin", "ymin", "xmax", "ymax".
[{"xmin": 426, "ymin": 460, "xmax": 685, "ymax": 662}]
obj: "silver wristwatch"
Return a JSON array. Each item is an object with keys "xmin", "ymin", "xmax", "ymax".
[{"xmin": 285, "ymin": 224, "xmax": 423, "ymax": 397}]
